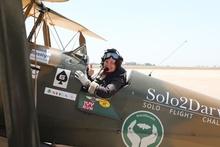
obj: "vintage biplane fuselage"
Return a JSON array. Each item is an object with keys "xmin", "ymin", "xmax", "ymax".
[
  {"xmin": 2, "ymin": 43, "xmax": 220, "ymax": 147},
  {"xmin": 1, "ymin": 0, "xmax": 220, "ymax": 146}
]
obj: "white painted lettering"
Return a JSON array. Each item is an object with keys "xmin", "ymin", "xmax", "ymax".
[
  {"xmin": 169, "ymin": 108, "xmax": 193, "ymax": 119},
  {"xmin": 142, "ymin": 101, "xmax": 160, "ymax": 111},
  {"xmin": 165, "ymin": 92, "xmax": 170, "ymax": 105},
  {"xmin": 189, "ymin": 99, "xmax": 200, "ymax": 111},
  {"xmin": 146, "ymin": 88, "xmax": 155, "ymax": 101},
  {"xmin": 200, "ymin": 105, "xmax": 209, "ymax": 115},
  {"xmin": 179, "ymin": 97, "xmax": 187, "ymax": 110},
  {"xmin": 202, "ymin": 117, "xmax": 220, "ymax": 126},
  {"xmin": 209, "ymin": 107, "xmax": 216, "ymax": 116},
  {"xmin": 170, "ymin": 97, "xmax": 179, "ymax": 107},
  {"xmin": 156, "ymin": 94, "xmax": 165, "ymax": 103},
  {"xmin": 217, "ymin": 109, "xmax": 220, "ymax": 117}
]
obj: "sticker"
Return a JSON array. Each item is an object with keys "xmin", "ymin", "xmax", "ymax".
[
  {"xmin": 121, "ymin": 111, "xmax": 164, "ymax": 147},
  {"xmin": 99, "ymin": 99, "xmax": 110, "ymax": 108},
  {"xmin": 30, "ymin": 49, "xmax": 51, "ymax": 64},
  {"xmin": 53, "ymin": 68, "xmax": 71, "ymax": 89},
  {"xmin": 44, "ymin": 87, "xmax": 76, "ymax": 101},
  {"xmin": 82, "ymin": 101, "xmax": 95, "ymax": 111},
  {"xmin": 31, "ymin": 64, "xmax": 40, "ymax": 79},
  {"xmin": 85, "ymin": 96, "xmax": 111, "ymax": 108}
]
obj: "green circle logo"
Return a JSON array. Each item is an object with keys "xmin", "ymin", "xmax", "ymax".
[{"xmin": 121, "ymin": 111, "xmax": 164, "ymax": 147}]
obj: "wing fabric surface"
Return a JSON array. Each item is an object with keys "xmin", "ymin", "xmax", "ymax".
[{"xmin": 22, "ymin": 0, "xmax": 106, "ymax": 40}]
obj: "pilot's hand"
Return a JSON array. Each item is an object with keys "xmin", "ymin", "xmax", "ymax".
[
  {"xmin": 127, "ymin": 120, "xmax": 141, "ymax": 147},
  {"xmin": 75, "ymin": 70, "xmax": 91, "ymax": 87},
  {"xmin": 87, "ymin": 64, "xmax": 94, "ymax": 77},
  {"xmin": 140, "ymin": 125, "xmax": 158, "ymax": 147}
]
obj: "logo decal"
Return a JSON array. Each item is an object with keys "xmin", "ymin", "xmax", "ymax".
[
  {"xmin": 121, "ymin": 111, "xmax": 164, "ymax": 147},
  {"xmin": 53, "ymin": 68, "xmax": 71, "ymax": 88},
  {"xmin": 83, "ymin": 101, "xmax": 95, "ymax": 111},
  {"xmin": 99, "ymin": 99, "xmax": 110, "ymax": 108}
]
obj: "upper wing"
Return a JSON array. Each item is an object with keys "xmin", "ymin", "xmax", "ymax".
[
  {"xmin": 22, "ymin": 0, "xmax": 106, "ymax": 41},
  {"xmin": 22, "ymin": 0, "xmax": 69, "ymax": 6},
  {"xmin": 45, "ymin": 8, "xmax": 106, "ymax": 41}
]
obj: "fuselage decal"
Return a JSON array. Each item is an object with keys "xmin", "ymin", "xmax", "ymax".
[
  {"xmin": 143, "ymin": 88, "xmax": 220, "ymax": 126},
  {"xmin": 30, "ymin": 49, "xmax": 51, "ymax": 64},
  {"xmin": 44, "ymin": 87, "xmax": 77, "ymax": 101},
  {"xmin": 122, "ymin": 111, "xmax": 164, "ymax": 147}
]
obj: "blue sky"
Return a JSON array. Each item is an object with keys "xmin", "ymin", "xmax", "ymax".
[{"xmin": 42, "ymin": 0, "xmax": 220, "ymax": 66}]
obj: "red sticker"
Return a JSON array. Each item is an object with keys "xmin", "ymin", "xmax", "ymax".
[{"xmin": 83, "ymin": 101, "xmax": 94, "ymax": 111}]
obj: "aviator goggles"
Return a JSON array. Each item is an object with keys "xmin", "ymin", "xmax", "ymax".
[{"xmin": 103, "ymin": 52, "xmax": 121, "ymax": 61}]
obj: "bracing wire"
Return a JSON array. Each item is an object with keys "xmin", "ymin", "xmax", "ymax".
[
  {"xmin": 34, "ymin": 20, "xmax": 43, "ymax": 42},
  {"xmin": 71, "ymin": 33, "xmax": 79, "ymax": 50},
  {"xmin": 64, "ymin": 31, "xmax": 79, "ymax": 50},
  {"xmin": 46, "ymin": 12, "xmax": 65, "ymax": 51},
  {"xmin": 50, "ymin": 26, "xmax": 62, "ymax": 50}
]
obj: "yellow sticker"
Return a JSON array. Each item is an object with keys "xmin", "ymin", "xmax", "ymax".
[{"xmin": 99, "ymin": 99, "xmax": 110, "ymax": 108}]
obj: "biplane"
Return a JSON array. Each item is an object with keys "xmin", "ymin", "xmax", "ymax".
[{"xmin": 0, "ymin": 0, "xmax": 220, "ymax": 147}]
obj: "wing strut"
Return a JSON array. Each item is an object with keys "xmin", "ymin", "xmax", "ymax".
[
  {"xmin": 43, "ymin": 20, "xmax": 51, "ymax": 47},
  {"xmin": 79, "ymin": 31, "xmax": 87, "ymax": 54},
  {"xmin": 27, "ymin": 10, "xmax": 44, "ymax": 42}
]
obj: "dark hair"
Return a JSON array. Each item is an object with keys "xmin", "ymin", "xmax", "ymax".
[{"xmin": 101, "ymin": 48, "xmax": 123, "ymax": 68}]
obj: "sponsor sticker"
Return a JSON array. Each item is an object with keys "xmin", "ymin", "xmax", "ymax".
[
  {"xmin": 53, "ymin": 68, "xmax": 71, "ymax": 89},
  {"xmin": 30, "ymin": 49, "xmax": 51, "ymax": 64},
  {"xmin": 99, "ymin": 99, "xmax": 110, "ymax": 108},
  {"xmin": 44, "ymin": 87, "xmax": 76, "ymax": 101},
  {"xmin": 121, "ymin": 111, "xmax": 164, "ymax": 147},
  {"xmin": 82, "ymin": 101, "xmax": 95, "ymax": 111},
  {"xmin": 84, "ymin": 96, "xmax": 110, "ymax": 108}
]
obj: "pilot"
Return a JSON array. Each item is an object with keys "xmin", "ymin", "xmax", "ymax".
[{"xmin": 75, "ymin": 48, "xmax": 127, "ymax": 98}]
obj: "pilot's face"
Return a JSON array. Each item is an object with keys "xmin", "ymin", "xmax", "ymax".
[{"xmin": 103, "ymin": 57, "xmax": 116, "ymax": 73}]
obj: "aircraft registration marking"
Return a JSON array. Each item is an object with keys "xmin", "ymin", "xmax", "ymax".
[{"xmin": 44, "ymin": 87, "xmax": 77, "ymax": 101}]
